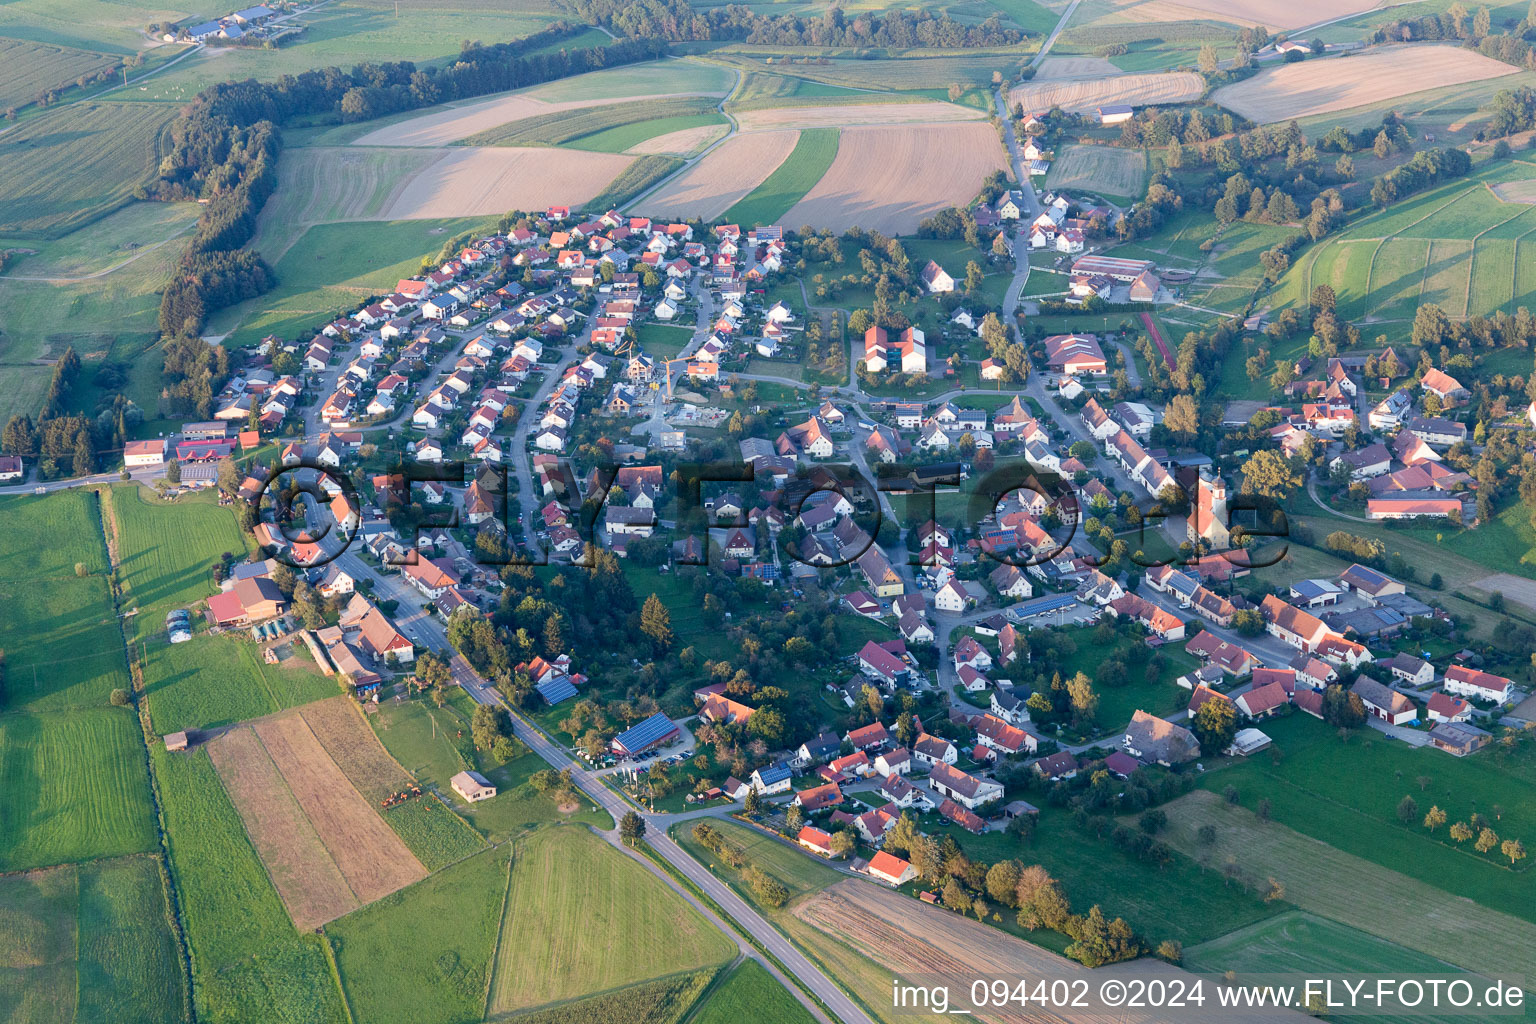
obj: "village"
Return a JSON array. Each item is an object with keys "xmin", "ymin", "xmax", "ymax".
[{"xmin": 40, "ymin": 165, "xmax": 1523, "ymax": 924}]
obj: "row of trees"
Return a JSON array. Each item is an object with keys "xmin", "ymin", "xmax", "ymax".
[
  {"xmin": 561, "ymin": 0, "xmax": 1025, "ymax": 47},
  {"xmin": 1, "ymin": 349, "xmax": 98, "ymax": 478},
  {"xmin": 151, "ymin": 25, "xmax": 664, "ymax": 337}
]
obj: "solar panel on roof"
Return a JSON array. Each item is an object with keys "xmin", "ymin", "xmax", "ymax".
[
  {"xmin": 613, "ymin": 712, "xmax": 676, "ymax": 752},
  {"xmin": 535, "ymin": 676, "xmax": 578, "ymax": 705}
]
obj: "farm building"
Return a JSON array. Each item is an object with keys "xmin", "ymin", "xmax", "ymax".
[
  {"xmin": 1070, "ymin": 254, "xmax": 1154, "ymax": 282},
  {"xmin": 1097, "ymin": 104, "xmax": 1133, "ymax": 124},
  {"xmin": 610, "ymin": 712, "xmax": 680, "ymax": 756},
  {"xmin": 451, "ymin": 770, "xmax": 498, "ymax": 802},
  {"xmin": 206, "ymin": 577, "xmax": 288, "ymax": 626},
  {"xmin": 164, "ymin": 731, "xmax": 190, "ymax": 752}
]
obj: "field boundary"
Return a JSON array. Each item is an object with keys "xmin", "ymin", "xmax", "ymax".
[
  {"xmin": 96, "ymin": 483, "xmax": 197, "ymax": 1022},
  {"xmin": 483, "ymin": 837, "xmax": 517, "ymax": 1020}
]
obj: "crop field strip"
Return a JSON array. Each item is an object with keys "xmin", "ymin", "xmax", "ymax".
[
  {"xmin": 645, "ymin": 130, "xmax": 801, "ymax": 220},
  {"xmin": 782, "ymin": 122, "xmax": 1009, "ymax": 234},
  {"xmin": 151, "ymin": 744, "xmax": 349, "ymax": 1024},
  {"xmin": 722, "ymin": 127, "xmax": 840, "ymax": 226},
  {"xmin": 207, "ymin": 724, "xmax": 363, "ymax": 931},
  {"xmin": 298, "ymin": 695, "xmax": 486, "ymax": 869},
  {"xmin": 459, "ymin": 95, "xmax": 725, "ymax": 149},
  {"xmin": 1269, "ymin": 163, "xmax": 1536, "ymax": 321},
  {"xmin": 251, "ymin": 711, "xmax": 428, "ymax": 905},
  {"xmin": 590, "ymin": 154, "xmax": 686, "ymax": 212}
]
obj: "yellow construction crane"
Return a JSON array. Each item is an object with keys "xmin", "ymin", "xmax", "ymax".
[{"xmin": 648, "ymin": 356, "xmax": 692, "ymax": 400}]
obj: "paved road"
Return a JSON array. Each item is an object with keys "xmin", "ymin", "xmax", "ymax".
[{"xmin": 452, "ymin": 676, "xmax": 877, "ymax": 1024}]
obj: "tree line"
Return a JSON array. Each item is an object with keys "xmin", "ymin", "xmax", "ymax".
[
  {"xmin": 560, "ymin": 0, "xmax": 1026, "ymax": 47},
  {"xmin": 150, "ymin": 25, "xmax": 666, "ymax": 339}
]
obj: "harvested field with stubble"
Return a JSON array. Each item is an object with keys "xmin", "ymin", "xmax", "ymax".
[
  {"xmin": 1157, "ymin": 790, "xmax": 1536, "ymax": 981},
  {"xmin": 207, "ymin": 708, "xmax": 426, "ymax": 929},
  {"xmin": 1088, "ymin": 0, "xmax": 1378, "ymax": 29},
  {"xmin": 794, "ymin": 880, "xmax": 1296, "ymax": 1024},
  {"xmin": 732, "ymin": 100, "xmax": 983, "ymax": 132},
  {"xmin": 207, "ymin": 725, "xmax": 360, "ymax": 931},
  {"xmin": 628, "ymin": 123, "xmax": 729, "ymax": 155},
  {"xmin": 782, "ymin": 123, "xmax": 1008, "ymax": 235},
  {"xmin": 646, "ymin": 130, "xmax": 800, "ymax": 220},
  {"xmin": 381, "ymin": 147, "xmax": 635, "ymax": 219},
  {"xmin": 252, "ymin": 713, "xmax": 426, "ymax": 903},
  {"xmin": 353, "ymin": 91, "xmax": 722, "ymax": 147},
  {"xmin": 1487, "ymin": 180, "xmax": 1536, "ymax": 204},
  {"xmin": 1213, "ymin": 46, "xmax": 1518, "ymax": 124},
  {"xmin": 1045, "ymin": 144, "xmax": 1146, "ymax": 199},
  {"xmin": 299, "ymin": 696, "xmax": 413, "ymax": 803},
  {"xmin": 1009, "ymin": 71, "xmax": 1202, "ymax": 113}
]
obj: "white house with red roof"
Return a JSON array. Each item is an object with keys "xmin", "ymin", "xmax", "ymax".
[{"xmin": 1443, "ymin": 665, "xmax": 1513, "ymax": 704}]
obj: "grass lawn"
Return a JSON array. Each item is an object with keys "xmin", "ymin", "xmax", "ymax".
[
  {"xmin": 923, "ymin": 802, "xmax": 1281, "ymax": 948},
  {"xmin": 150, "ymin": 744, "xmax": 347, "ymax": 1024},
  {"xmin": 1012, "ymin": 621, "xmax": 1195, "ymax": 739},
  {"xmin": 722, "ymin": 127, "xmax": 840, "ymax": 226},
  {"xmin": 329, "ymin": 845, "xmax": 511, "ymax": 1024},
  {"xmin": 111, "ymin": 485, "xmax": 250, "ymax": 641},
  {"xmin": 637, "ymin": 322, "xmax": 695, "ymax": 360},
  {"xmin": 1187, "ymin": 908, "xmax": 1457, "ymax": 988},
  {"xmin": 0, "ymin": 575, "xmax": 129, "ymax": 713},
  {"xmin": 0, "ymin": 855, "xmax": 189, "ymax": 1024},
  {"xmin": 677, "ymin": 818, "xmax": 844, "ymax": 900},
  {"xmin": 0, "ymin": 500, "xmax": 125, "ymax": 718},
  {"xmin": 0, "ymin": 707, "xmax": 156, "ymax": 872},
  {"xmin": 368, "ymin": 690, "xmax": 611, "ymax": 839},
  {"xmin": 142, "ymin": 633, "xmax": 341, "ymax": 735},
  {"xmin": 380, "ymin": 795, "xmax": 487, "ymax": 872},
  {"xmin": 486, "ymin": 826, "xmax": 735, "ymax": 1015},
  {"xmin": 0, "ymin": 101, "xmax": 174, "ymax": 238},
  {"xmin": 1197, "ymin": 713, "xmax": 1536, "ymax": 918},
  {"xmin": 0, "ymin": 489, "xmax": 108, "ymax": 580},
  {"xmin": 691, "ymin": 959, "xmax": 816, "ymax": 1024},
  {"xmin": 1158, "ymin": 788, "xmax": 1536, "ymax": 981}
]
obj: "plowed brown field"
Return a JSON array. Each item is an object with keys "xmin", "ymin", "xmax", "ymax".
[
  {"xmin": 646, "ymin": 130, "xmax": 800, "ymax": 220},
  {"xmin": 206, "ymin": 725, "xmax": 360, "ymax": 930},
  {"xmin": 782, "ymin": 123, "xmax": 1007, "ymax": 234},
  {"xmin": 252, "ymin": 713, "xmax": 425, "ymax": 906}
]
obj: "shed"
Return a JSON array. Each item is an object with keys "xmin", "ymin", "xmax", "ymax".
[
  {"xmin": 451, "ymin": 770, "xmax": 498, "ymax": 802},
  {"xmin": 164, "ymin": 731, "xmax": 190, "ymax": 752}
]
